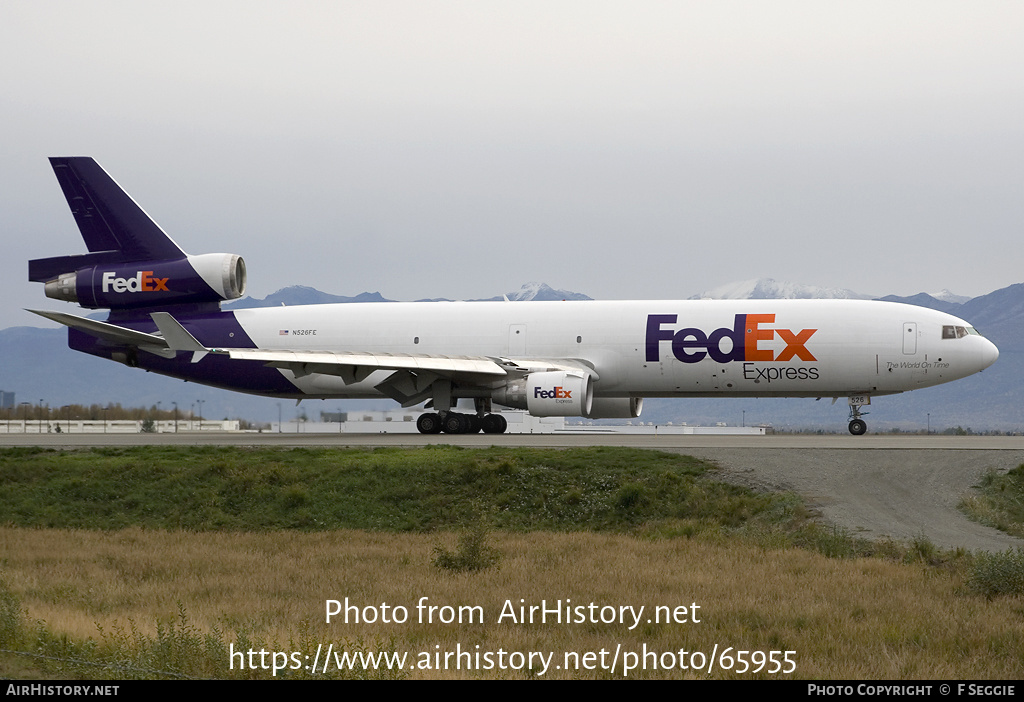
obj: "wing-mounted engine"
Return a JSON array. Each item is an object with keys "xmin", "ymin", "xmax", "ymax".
[
  {"xmin": 585, "ymin": 397, "xmax": 643, "ymax": 419},
  {"xmin": 37, "ymin": 252, "xmax": 246, "ymax": 309},
  {"xmin": 491, "ymin": 370, "xmax": 594, "ymax": 417}
]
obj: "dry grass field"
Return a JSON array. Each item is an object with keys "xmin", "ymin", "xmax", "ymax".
[
  {"xmin": 1, "ymin": 526, "xmax": 1022, "ymax": 679},
  {"xmin": 2, "ymin": 446, "xmax": 1021, "ymax": 679}
]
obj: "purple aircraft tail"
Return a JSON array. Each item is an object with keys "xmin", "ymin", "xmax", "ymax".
[{"xmin": 29, "ymin": 157, "xmax": 245, "ymax": 312}]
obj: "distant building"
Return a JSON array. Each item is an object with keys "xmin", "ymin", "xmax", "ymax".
[{"xmin": 0, "ymin": 391, "xmax": 14, "ymax": 410}]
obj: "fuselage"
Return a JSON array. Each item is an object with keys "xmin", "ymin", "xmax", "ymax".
[{"xmin": 76, "ymin": 298, "xmax": 998, "ymax": 402}]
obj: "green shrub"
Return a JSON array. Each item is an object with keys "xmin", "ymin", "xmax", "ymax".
[
  {"xmin": 432, "ymin": 518, "xmax": 501, "ymax": 573},
  {"xmin": 968, "ymin": 548, "xmax": 1024, "ymax": 598},
  {"xmin": 0, "ymin": 578, "xmax": 24, "ymax": 647}
]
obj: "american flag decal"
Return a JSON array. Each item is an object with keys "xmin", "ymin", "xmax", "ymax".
[{"xmin": 279, "ymin": 330, "xmax": 289, "ymax": 336}]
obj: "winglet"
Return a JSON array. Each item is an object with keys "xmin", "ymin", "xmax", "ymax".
[{"xmin": 150, "ymin": 312, "xmax": 209, "ymax": 363}]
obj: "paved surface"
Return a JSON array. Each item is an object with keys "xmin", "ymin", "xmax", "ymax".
[
  {"xmin": 683, "ymin": 447, "xmax": 1024, "ymax": 552},
  {"xmin": 5, "ymin": 432, "xmax": 1024, "ymax": 449},
  {"xmin": 4, "ymin": 432, "xmax": 1023, "ymax": 551}
]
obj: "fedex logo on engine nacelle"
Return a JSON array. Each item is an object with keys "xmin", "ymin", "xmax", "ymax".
[
  {"xmin": 101, "ymin": 271, "xmax": 170, "ymax": 294},
  {"xmin": 534, "ymin": 386, "xmax": 573, "ymax": 400},
  {"xmin": 646, "ymin": 314, "xmax": 817, "ymax": 364}
]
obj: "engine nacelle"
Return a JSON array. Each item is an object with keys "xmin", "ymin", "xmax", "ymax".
[
  {"xmin": 42, "ymin": 253, "xmax": 246, "ymax": 309},
  {"xmin": 491, "ymin": 370, "xmax": 593, "ymax": 417},
  {"xmin": 585, "ymin": 397, "xmax": 644, "ymax": 419}
]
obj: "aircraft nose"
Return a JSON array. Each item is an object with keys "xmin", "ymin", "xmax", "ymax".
[{"xmin": 979, "ymin": 338, "xmax": 999, "ymax": 370}]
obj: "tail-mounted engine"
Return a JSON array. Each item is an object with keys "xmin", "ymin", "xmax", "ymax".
[{"xmin": 34, "ymin": 253, "xmax": 246, "ymax": 309}]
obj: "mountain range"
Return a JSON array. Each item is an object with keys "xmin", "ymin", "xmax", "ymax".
[
  {"xmin": 3, "ymin": 279, "xmax": 1018, "ymax": 431},
  {"xmin": 223, "ymin": 282, "xmax": 593, "ymax": 308},
  {"xmin": 690, "ymin": 278, "xmax": 972, "ymax": 306}
]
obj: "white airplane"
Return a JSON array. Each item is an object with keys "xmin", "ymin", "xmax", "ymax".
[{"xmin": 29, "ymin": 157, "xmax": 999, "ymax": 435}]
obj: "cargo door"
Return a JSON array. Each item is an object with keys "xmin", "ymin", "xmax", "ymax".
[
  {"xmin": 902, "ymin": 322, "xmax": 917, "ymax": 355},
  {"xmin": 509, "ymin": 324, "xmax": 526, "ymax": 355}
]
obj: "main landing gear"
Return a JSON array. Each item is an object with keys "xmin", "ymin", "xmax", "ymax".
[
  {"xmin": 416, "ymin": 412, "xmax": 507, "ymax": 434},
  {"xmin": 416, "ymin": 384, "xmax": 508, "ymax": 434}
]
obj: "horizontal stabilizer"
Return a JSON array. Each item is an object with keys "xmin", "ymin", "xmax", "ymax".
[{"xmin": 27, "ymin": 309, "xmax": 171, "ymax": 357}]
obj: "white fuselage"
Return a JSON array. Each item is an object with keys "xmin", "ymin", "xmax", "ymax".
[{"xmin": 230, "ymin": 299, "xmax": 998, "ymax": 401}]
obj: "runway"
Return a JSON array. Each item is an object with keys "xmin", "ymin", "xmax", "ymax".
[
  {"xmin": 4, "ymin": 432, "xmax": 1023, "ymax": 551},
  {"xmin": 3, "ymin": 431, "xmax": 1024, "ymax": 450}
]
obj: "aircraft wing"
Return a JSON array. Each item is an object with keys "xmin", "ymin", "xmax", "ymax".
[
  {"xmin": 148, "ymin": 312, "xmax": 597, "ymax": 405},
  {"xmin": 221, "ymin": 347, "xmax": 507, "ymax": 377},
  {"xmin": 29, "ymin": 308, "xmax": 596, "ymax": 384}
]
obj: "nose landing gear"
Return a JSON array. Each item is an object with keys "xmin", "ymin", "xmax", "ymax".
[{"xmin": 847, "ymin": 396, "xmax": 870, "ymax": 435}]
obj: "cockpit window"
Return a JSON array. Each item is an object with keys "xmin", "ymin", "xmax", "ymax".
[{"xmin": 942, "ymin": 325, "xmax": 970, "ymax": 339}]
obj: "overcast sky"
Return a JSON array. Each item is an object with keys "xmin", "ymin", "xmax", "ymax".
[{"xmin": 3, "ymin": 1, "xmax": 1023, "ymax": 329}]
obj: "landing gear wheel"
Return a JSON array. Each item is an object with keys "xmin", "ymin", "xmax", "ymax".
[
  {"xmin": 847, "ymin": 396, "xmax": 870, "ymax": 436},
  {"xmin": 481, "ymin": 414, "xmax": 507, "ymax": 434},
  {"xmin": 442, "ymin": 412, "xmax": 468, "ymax": 434},
  {"xmin": 417, "ymin": 413, "xmax": 443, "ymax": 434}
]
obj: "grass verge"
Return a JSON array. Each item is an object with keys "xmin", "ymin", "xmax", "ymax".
[
  {"xmin": 960, "ymin": 464, "xmax": 1024, "ymax": 539},
  {"xmin": 0, "ymin": 445, "xmax": 787, "ymax": 533}
]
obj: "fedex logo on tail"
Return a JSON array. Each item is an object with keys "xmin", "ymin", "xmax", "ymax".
[
  {"xmin": 101, "ymin": 270, "xmax": 170, "ymax": 293},
  {"xmin": 646, "ymin": 314, "xmax": 817, "ymax": 364}
]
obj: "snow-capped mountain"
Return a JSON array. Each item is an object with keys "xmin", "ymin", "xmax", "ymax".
[
  {"xmin": 491, "ymin": 282, "xmax": 592, "ymax": 302},
  {"xmin": 689, "ymin": 278, "xmax": 873, "ymax": 301},
  {"xmin": 927, "ymin": 289, "xmax": 972, "ymax": 305},
  {"xmin": 225, "ymin": 282, "xmax": 593, "ymax": 307}
]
